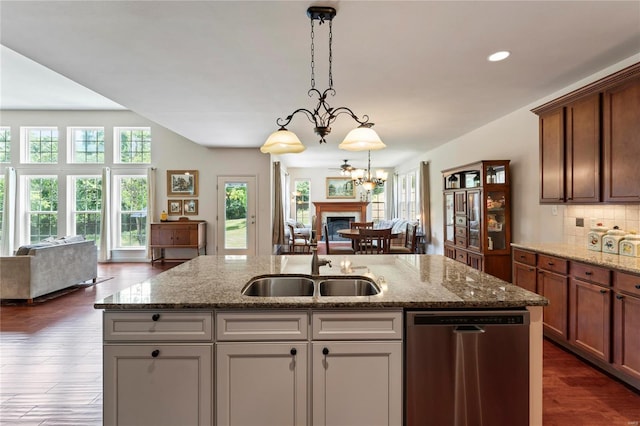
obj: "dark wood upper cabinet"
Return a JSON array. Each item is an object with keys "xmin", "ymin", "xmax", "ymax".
[
  {"xmin": 603, "ymin": 76, "xmax": 640, "ymax": 203},
  {"xmin": 533, "ymin": 62, "xmax": 640, "ymax": 204},
  {"xmin": 566, "ymin": 94, "xmax": 601, "ymax": 203},
  {"xmin": 539, "ymin": 108, "xmax": 565, "ymax": 203}
]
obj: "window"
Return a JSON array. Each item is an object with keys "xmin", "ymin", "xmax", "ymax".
[
  {"xmin": 70, "ymin": 176, "xmax": 102, "ymax": 243},
  {"xmin": 115, "ymin": 127, "xmax": 151, "ymax": 163},
  {"xmin": 370, "ymin": 185, "xmax": 386, "ymax": 221},
  {"xmin": 27, "ymin": 176, "xmax": 58, "ymax": 242},
  {"xmin": 0, "ymin": 127, "xmax": 10, "ymax": 163},
  {"xmin": 22, "ymin": 127, "xmax": 58, "ymax": 163},
  {"xmin": 396, "ymin": 170, "xmax": 419, "ymax": 221},
  {"xmin": 117, "ymin": 176, "xmax": 147, "ymax": 247},
  {"xmin": 294, "ymin": 179, "xmax": 310, "ymax": 225},
  {"xmin": 69, "ymin": 127, "xmax": 105, "ymax": 163}
]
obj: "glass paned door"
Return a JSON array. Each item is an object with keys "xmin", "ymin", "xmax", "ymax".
[
  {"xmin": 444, "ymin": 192, "xmax": 455, "ymax": 244},
  {"xmin": 486, "ymin": 190, "xmax": 507, "ymax": 251},
  {"xmin": 467, "ymin": 190, "xmax": 481, "ymax": 250},
  {"xmin": 217, "ymin": 176, "xmax": 256, "ymax": 256}
]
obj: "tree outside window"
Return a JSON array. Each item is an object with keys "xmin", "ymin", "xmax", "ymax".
[
  {"xmin": 118, "ymin": 176, "xmax": 147, "ymax": 247},
  {"xmin": 116, "ymin": 128, "xmax": 151, "ymax": 163},
  {"xmin": 24, "ymin": 127, "xmax": 58, "ymax": 163},
  {"xmin": 28, "ymin": 177, "xmax": 58, "ymax": 242},
  {"xmin": 0, "ymin": 127, "xmax": 10, "ymax": 163},
  {"xmin": 294, "ymin": 179, "xmax": 310, "ymax": 225},
  {"xmin": 69, "ymin": 128, "xmax": 105, "ymax": 163},
  {"xmin": 71, "ymin": 176, "xmax": 102, "ymax": 243}
]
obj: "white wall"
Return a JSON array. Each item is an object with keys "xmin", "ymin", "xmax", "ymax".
[
  {"xmin": 0, "ymin": 110, "xmax": 273, "ymax": 257},
  {"xmin": 394, "ymin": 53, "xmax": 640, "ymax": 255}
]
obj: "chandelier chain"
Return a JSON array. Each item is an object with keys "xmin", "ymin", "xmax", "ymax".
[
  {"xmin": 310, "ymin": 18, "xmax": 315, "ymax": 89},
  {"xmin": 328, "ymin": 19, "xmax": 333, "ymax": 89}
]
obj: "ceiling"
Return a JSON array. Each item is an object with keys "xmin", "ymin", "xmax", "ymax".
[{"xmin": 1, "ymin": 1, "xmax": 639, "ymax": 170}]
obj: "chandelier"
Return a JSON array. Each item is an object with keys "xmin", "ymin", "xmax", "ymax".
[
  {"xmin": 260, "ymin": 6, "xmax": 386, "ymax": 155},
  {"xmin": 351, "ymin": 151, "xmax": 388, "ymax": 191}
]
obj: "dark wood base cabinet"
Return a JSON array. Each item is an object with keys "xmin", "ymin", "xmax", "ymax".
[
  {"xmin": 150, "ymin": 221, "xmax": 206, "ymax": 264},
  {"xmin": 512, "ymin": 248, "xmax": 639, "ymax": 390}
]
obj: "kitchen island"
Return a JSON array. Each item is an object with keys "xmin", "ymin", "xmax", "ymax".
[{"xmin": 96, "ymin": 254, "xmax": 547, "ymax": 426}]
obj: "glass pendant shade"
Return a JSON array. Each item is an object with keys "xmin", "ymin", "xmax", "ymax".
[
  {"xmin": 260, "ymin": 129, "xmax": 306, "ymax": 154},
  {"xmin": 339, "ymin": 125, "xmax": 386, "ymax": 152},
  {"xmin": 362, "ymin": 180, "xmax": 375, "ymax": 191}
]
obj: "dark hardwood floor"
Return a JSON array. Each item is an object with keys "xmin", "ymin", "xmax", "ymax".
[{"xmin": 1, "ymin": 261, "xmax": 639, "ymax": 425}]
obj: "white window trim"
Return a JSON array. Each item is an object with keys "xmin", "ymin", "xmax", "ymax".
[
  {"xmin": 114, "ymin": 174, "xmax": 148, "ymax": 249},
  {"xmin": 113, "ymin": 126, "xmax": 151, "ymax": 164},
  {"xmin": 67, "ymin": 127, "xmax": 105, "ymax": 164},
  {"xmin": 0, "ymin": 126, "xmax": 10, "ymax": 164},
  {"xmin": 67, "ymin": 175, "xmax": 101, "ymax": 240},
  {"xmin": 22, "ymin": 174, "xmax": 58, "ymax": 244},
  {"xmin": 20, "ymin": 126, "xmax": 59, "ymax": 164}
]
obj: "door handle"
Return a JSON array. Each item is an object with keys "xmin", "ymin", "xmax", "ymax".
[{"xmin": 453, "ymin": 325, "xmax": 485, "ymax": 334}]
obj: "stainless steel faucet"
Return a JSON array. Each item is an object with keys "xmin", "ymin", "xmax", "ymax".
[{"xmin": 311, "ymin": 247, "xmax": 332, "ymax": 275}]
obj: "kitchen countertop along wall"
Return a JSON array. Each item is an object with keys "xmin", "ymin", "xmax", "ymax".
[
  {"xmin": 512, "ymin": 243, "xmax": 640, "ymax": 275},
  {"xmin": 94, "ymin": 254, "xmax": 547, "ymax": 310}
]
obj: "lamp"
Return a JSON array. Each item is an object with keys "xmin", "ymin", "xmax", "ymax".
[
  {"xmin": 339, "ymin": 159, "xmax": 354, "ymax": 177},
  {"xmin": 260, "ymin": 6, "xmax": 385, "ymax": 154},
  {"xmin": 351, "ymin": 151, "xmax": 388, "ymax": 191}
]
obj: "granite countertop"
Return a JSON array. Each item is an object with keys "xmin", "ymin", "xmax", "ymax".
[
  {"xmin": 94, "ymin": 254, "xmax": 547, "ymax": 310},
  {"xmin": 511, "ymin": 243, "xmax": 640, "ymax": 275}
]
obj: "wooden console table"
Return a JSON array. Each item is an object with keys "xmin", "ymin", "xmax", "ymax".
[{"xmin": 150, "ymin": 221, "xmax": 206, "ymax": 264}]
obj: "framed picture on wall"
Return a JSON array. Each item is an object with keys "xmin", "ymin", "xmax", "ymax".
[
  {"xmin": 167, "ymin": 170, "xmax": 198, "ymax": 196},
  {"xmin": 168, "ymin": 199, "xmax": 182, "ymax": 215},
  {"xmin": 183, "ymin": 199, "xmax": 199, "ymax": 215},
  {"xmin": 326, "ymin": 177, "xmax": 355, "ymax": 199}
]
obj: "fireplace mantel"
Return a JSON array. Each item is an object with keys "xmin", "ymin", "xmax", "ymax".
[{"xmin": 313, "ymin": 201, "xmax": 369, "ymax": 239}]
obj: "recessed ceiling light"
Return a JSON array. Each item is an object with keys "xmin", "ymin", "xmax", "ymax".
[{"xmin": 488, "ymin": 51, "xmax": 511, "ymax": 62}]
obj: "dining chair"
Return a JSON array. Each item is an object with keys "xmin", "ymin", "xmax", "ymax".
[
  {"xmin": 355, "ymin": 228, "xmax": 391, "ymax": 254},
  {"xmin": 324, "ymin": 224, "xmax": 355, "ymax": 255},
  {"xmin": 390, "ymin": 223, "xmax": 418, "ymax": 254},
  {"xmin": 288, "ymin": 224, "xmax": 311, "ymax": 254}
]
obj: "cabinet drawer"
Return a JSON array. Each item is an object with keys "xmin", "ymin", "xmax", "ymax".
[
  {"xmin": 570, "ymin": 262, "xmax": 611, "ymax": 286},
  {"xmin": 513, "ymin": 249, "xmax": 536, "ymax": 266},
  {"xmin": 614, "ymin": 271, "xmax": 640, "ymax": 297},
  {"xmin": 537, "ymin": 254, "xmax": 568, "ymax": 275},
  {"xmin": 104, "ymin": 311, "xmax": 213, "ymax": 342},
  {"xmin": 455, "ymin": 216, "xmax": 466, "ymax": 226},
  {"xmin": 312, "ymin": 310, "xmax": 403, "ymax": 340},
  {"xmin": 455, "ymin": 226, "xmax": 466, "ymax": 238},
  {"xmin": 455, "ymin": 250, "xmax": 468, "ymax": 264},
  {"xmin": 455, "ymin": 236, "xmax": 467, "ymax": 247},
  {"xmin": 216, "ymin": 311, "xmax": 308, "ymax": 341}
]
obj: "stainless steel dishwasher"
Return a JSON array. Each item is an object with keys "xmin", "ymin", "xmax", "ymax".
[{"xmin": 406, "ymin": 310, "xmax": 530, "ymax": 426}]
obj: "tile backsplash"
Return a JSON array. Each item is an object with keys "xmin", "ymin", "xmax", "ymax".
[{"xmin": 564, "ymin": 205, "xmax": 640, "ymax": 246}]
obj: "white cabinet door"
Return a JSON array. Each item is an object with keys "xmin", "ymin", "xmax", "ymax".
[
  {"xmin": 103, "ymin": 344, "xmax": 212, "ymax": 426},
  {"xmin": 312, "ymin": 341, "xmax": 402, "ymax": 426},
  {"xmin": 216, "ymin": 342, "xmax": 308, "ymax": 426}
]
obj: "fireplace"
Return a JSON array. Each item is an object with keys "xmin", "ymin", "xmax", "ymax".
[
  {"xmin": 312, "ymin": 201, "xmax": 369, "ymax": 241},
  {"xmin": 325, "ymin": 216, "xmax": 355, "ymax": 241}
]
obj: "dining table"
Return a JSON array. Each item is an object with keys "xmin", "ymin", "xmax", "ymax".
[{"xmin": 336, "ymin": 228, "xmax": 400, "ymax": 252}]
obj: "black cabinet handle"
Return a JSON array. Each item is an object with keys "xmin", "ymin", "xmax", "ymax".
[
  {"xmin": 600, "ymin": 289, "xmax": 607, "ymax": 294},
  {"xmin": 635, "ymin": 284, "xmax": 640, "ymax": 289},
  {"xmin": 152, "ymin": 314, "xmax": 160, "ymax": 321},
  {"xmin": 616, "ymin": 294, "xmax": 624, "ymax": 300},
  {"xmin": 290, "ymin": 348, "xmax": 297, "ymax": 356},
  {"xmin": 547, "ymin": 262, "xmax": 554, "ymax": 266},
  {"xmin": 585, "ymin": 271, "xmax": 593, "ymax": 276},
  {"xmin": 528, "ymin": 267, "xmax": 535, "ymax": 272},
  {"xmin": 322, "ymin": 347, "xmax": 329, "ymax": 356},
  {"xmin": 151, "ymin": 349, "xmax": 160, "ymax": 358},
  {"xmin": 519, "ymin": 255, "xmax": 525, "ymax": 259}
]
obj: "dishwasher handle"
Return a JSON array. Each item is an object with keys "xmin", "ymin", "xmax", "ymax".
[{"xmin": 453, "ymin": 325, "xmax": 485, "ymax": 334}]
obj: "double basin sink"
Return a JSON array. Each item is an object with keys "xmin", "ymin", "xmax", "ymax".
[{"xmin": 242, "ymin": 275, "xmax": 381, "ymax": 297}]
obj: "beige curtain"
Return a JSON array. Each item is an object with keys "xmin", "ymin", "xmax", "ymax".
[
  {"xmin": 420, "ymin": 161, "xmax": 431, "ymax": 244},
  {"xmin": 146, "ymin": 167, "xmax": 156, "ymax": 260},
  {"xmin": 98, "ymin": 167, "xmax": 112, "ymax": 262},
  {"xmin": 1, "ymin": 167, "xmax": 16, "ymax": 256},
  {"xmin": 272, "ymin": 162, "xmax": 285, "ymax": 246}
]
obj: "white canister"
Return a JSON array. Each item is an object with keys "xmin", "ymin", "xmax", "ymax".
[
  {"xmin": 587, "ymin": 224, "xmax": 608, "ymax": 251},
  {"xmin": 620, "ymin": 232, "xmax": 640, "ymax": 257},
  {"xmin": 602, "ymin": 227, "xmax": 625, "ymax": 254}
]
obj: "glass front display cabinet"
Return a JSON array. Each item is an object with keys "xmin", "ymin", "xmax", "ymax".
[{"xmin": 442, "ymin": 160, "xmax": 512, "ymax": 282}]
